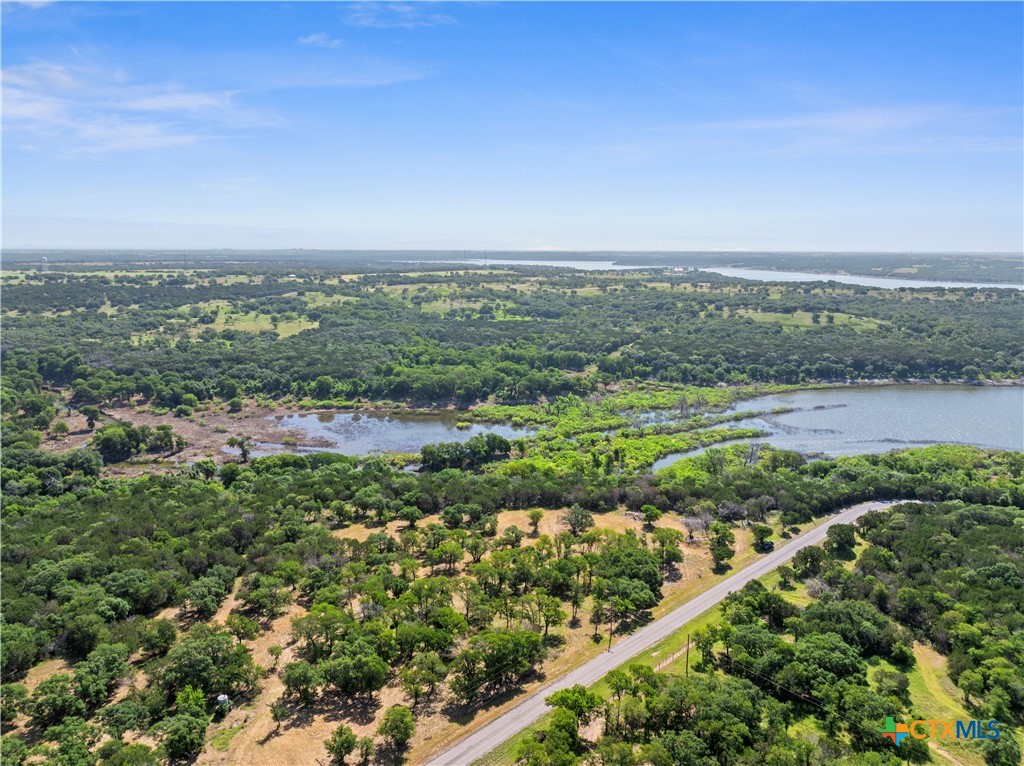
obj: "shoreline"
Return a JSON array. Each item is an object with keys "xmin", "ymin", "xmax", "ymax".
[{"xmin": 37, "ymin": 379, "xmax": 1023, "ymax": 477}]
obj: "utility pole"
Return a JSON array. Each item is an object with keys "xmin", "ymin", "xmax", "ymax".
[{"xmin": 685, "ymin": 634, "xmax": 690, "ymax": 677}]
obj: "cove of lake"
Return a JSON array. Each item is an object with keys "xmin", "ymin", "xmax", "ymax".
[
  {"xmin": 652, "ymin": 385, "xmax": 1024, "ymax": 471},
  {"xmin": 401, "ymin": 259, "xmax": 1022, "ymax": 289},
  {"xmin": 250, "ymin": 385, "xmax": 1022, "ymax": 466},
  {"xmin": 249, "ymin": 410, "xmax": 534, "ymax": 458},
  {"xmin": 699, "ymin": 267, "xmax": 1024, "ymax": 291}
]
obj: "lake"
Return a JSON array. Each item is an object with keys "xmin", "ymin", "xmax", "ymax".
[
  {"xmin": 404, "ymin": 258, "xmax": 645, "ymax": 271},
  {"xmin": 699, "ymin": 267, "xmax": 1023, "ymax": 291},
  {"xmin": 246, "ymin": 386, "xmax": 1021, "ymax": 464},
  {"xmin": 652, "ymin": 385, "xmax": 1024, "ymax": 470},
  {"xmin": 254, "ymin": 410, "xmax": 535, "ymax": 456}
]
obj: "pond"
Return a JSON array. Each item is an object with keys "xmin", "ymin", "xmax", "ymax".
[
  {"xmin": 699, "ymin": 267, "xmax": 1023, "ymax": 291},
  {"xmin": 250, "ymin": 410, "xmax": 535, "ymax": 457},
  {"xmin": 652, "ymin": 385, "xmax": 1024, "ymax": 470}
]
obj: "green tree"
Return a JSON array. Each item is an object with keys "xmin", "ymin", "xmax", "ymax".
[
  {"xmin": 399, "ymin": 505, "xmax": 424, "ymax": 528},
  {"xmin": 958, "ymin": 669, "xmax": 985, "ymax": 706},
  {"xmin": 161, "ymin": 713, "xmax": 209, "ymax": 760},
  {"xmin": 175, "ymin": 685, "xmax": 207, "ymax": 718},
  {"xmin": 141, "ymin": 618, "xmax": 178, "ymax": 655},
  {"xmin": 270, "ymin": 701, "xmax": 290, "ymax": 731},
  {"xmin": 28, "ymin": 674, "xmax": 86, "ymax": 729},
  {"xmin": 0, "ymin": 684, "xmax": 28, "ymax": 724},
  {"xmin": 79, "ymin": 406, "xmax": 101, "ymax": 430},
  {"xmin": 400, "ymin": 652, "xmax": 447, "ymax": 705},
  {"xmin": 282, "ymin": 661, "xmax": 321, "ymax": 706},
  {"xmin": 377, "ymin": 704, "xmax": 415, "ymax": 748},
  {"xmin": 564, "ymin": 505, "xmax": 595, "ymax": 536},
  {"xmin": 160, "ymin": 624, "xmax": 260, "ymax": 698},
  {"xmin": 651, "ymin": 528, "xmax": 685, "ymax": 573},
  {"xmin": 824, "ymin": 523, "xmax": 856, "ymax": 556},
  {"xmin": 983, "ymin": 733, "xmax": 1022, "ymax": 766},
  {"xmin": 356, "ymin": 737, "xmax": 376, "ymax": 763},
  {"xmin": 528, "ymin": 508, "xmax": 545, "ymax": 536},
  {"xmin": 0, "ymin": 623, "xmax": 40, "ymax": 676},
  {"xmin": 268, "ymin": 645, "xmax": 283, "ymax": 671},
  {"xmin": 92, "ymin": 425, "xmax": 137, "ymax": 463},
  {"xmin": 641, "ymin": 504, "xmax": 662, "ymax": 526},
  {"xmin": 751, "ymin": 524, "xmax": 773, "ymax": 550},
  {"xmin": 226, "ymin": 613, "xmax": 261, "ymax": 642},
  {"xmin": 546, "ymin": 684, "xmax": 603, "ymax": 728},
  {"xmin": 226, "ymin": 436, "xmax": 252, "ymax": 462},
  {"xmin": 73, "ymin": 642, "xmax": 131, "ymax": 710},
  {"xmin": 793, "ymin": 546, "xmax": 826, "ymax": 578},
  {"xmin": 711, "ymin": 544, "xmax": 734, "ymax": 571},
  {"xmin": 0, "ymin": 735, "xmax": 28, "ymax": 766},
  {"xmin": 98, "ymin": 742, "xmax": 158, "ymax": 766},
  {"xmin": 325, "ymin": 724, "xmax": 358, "ymax": 764}
]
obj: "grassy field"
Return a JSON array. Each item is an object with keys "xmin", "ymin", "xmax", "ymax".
[
  {"xmin": 734, "ymin": 308, "xmax": 884, "ymax": 330},
  {"xmin": 194, "ymin": 309, "xmax": 318, "ymax": 337},
  {"xmin": 209, "ymin": 722, "xmax": 246, "ymax": 752},
  {"xmin": 903, "ymin": 645, "xmax": 988, "ymax": 766}
]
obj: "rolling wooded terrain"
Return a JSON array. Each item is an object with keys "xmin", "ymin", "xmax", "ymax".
[{"xmin": 1, "ymin": 258, "xmax": 1021, "ymax": 766}]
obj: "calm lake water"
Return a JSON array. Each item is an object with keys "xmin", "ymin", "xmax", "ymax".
[
  {"xmin": 261, "ymin": 410, "xmax": 535, "ymax": 456},
  {"xmin": 248, "ymin": 386, "xmax": 1022, "ymax": 464},
  {"xmin": 699, "ymin": 267, "xmax": 1023, "ymax": 291},
  {"xmin": 652, "ymin": 385, "xmax": 1024, "ymax": 470}
]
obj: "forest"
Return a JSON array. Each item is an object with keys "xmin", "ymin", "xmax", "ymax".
[
  {"xmin": 522, "ymin": 500, "xmax": 1023, "ymax": 766},
  {"xmin": 1, "ymin": 259, "xmax": 1022, "ymax": 766},
  {"xmin": 3, "ymin": 250, "xmax": 1021, "ymax": 284},
  {"xmin": 2, "ymin": 263, "xmax": 1021, "ymax": 416}
]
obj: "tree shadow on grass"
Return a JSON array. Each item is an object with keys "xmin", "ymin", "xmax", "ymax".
[
  {"xmin": 617, "ymin": 610, "xmax": 654, "ymax": 634},
  {"xmin": 318, "ymin": 691, "xmax": 382, "ymax": 726},
  {"xmin": 541, "ymin": 634, "xmax": 566, "ymax": 650},
  {"xmin": 281, "ymin": 690, "xmax": 382, "ymax": 733},
  {"xmin": 373, "ymin": 740, "xmax": 411, "ymax": 766},
  {"xmin": 440, "ymin": 669, "xmax": 548, "ymax": 725}
]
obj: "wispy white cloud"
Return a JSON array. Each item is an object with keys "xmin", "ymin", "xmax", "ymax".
[
  {"xmin": 3, "ymin": 61, "xmax": 79, "ymax": 89},
  {"xmin": 3, "ymin": 48, "xmax": 431, "ymax": 154},
  {"xmin": 5, "ymin": 1, "xmax": 55, "ymax": 9},
  {"xmin": 74, "ymin": 118, "xmax": 207, "ymax": 152},
  {"xmin": 703, "ymin": 105, "xmax": 953, "ymax": 134},
  {"xmin": 2, "ymin": 60, "xmax": 267, "ymax": 153},
  {"xmin": 344, "ymin": 3, "xmax": 455, "ymax": 30},
  {"xmin": 263, "ymin": 64, "xmax": 432, "ymax": 90},
  {"xmin": 2, "ymin": 86, "xmax": 68, "ymax": 122},
  {"xmin": 298, "ymin": 32, "xmax": 343, "ymax": 49},
  {"xmin": 653, "ymin": 104, "xmax": 1021, "ymax": 157},
  {"xmin": 123, "ymin": 90, "xmax": 235, "ymax": 112},
  {"xmin": 195, "ymin": 176, "xmax": 265, "ymax": 196}
]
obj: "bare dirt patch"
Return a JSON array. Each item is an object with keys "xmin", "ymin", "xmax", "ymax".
[
  {"xmin": 39, "ymin": 401, "xmax": 335, "ymax": 474},
  {"xmin": 20, "ymin": 657, "xmax": 73, "ymax": 693}
]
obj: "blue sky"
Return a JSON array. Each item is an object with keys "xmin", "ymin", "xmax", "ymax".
[{"xmin": 3, "ymin": 1, "xmax": 1022, "ymax": 251}]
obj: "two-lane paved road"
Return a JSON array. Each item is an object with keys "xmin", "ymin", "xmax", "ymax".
[{"xmin": 425, "ymin": 500, "xmax": 900, "ymax": 766}]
